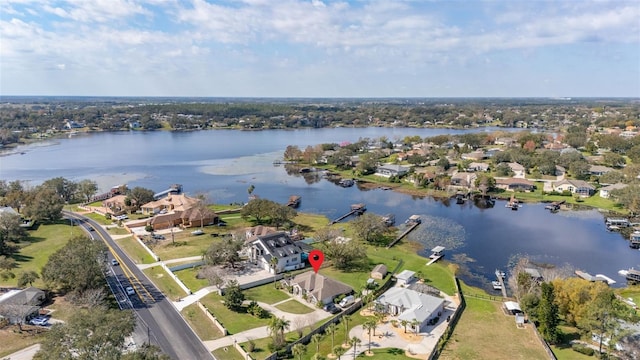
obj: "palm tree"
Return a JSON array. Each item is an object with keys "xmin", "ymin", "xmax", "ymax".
[
  {"xmin": 311, "ymin": 333, "xmax": 323, "ymax": 354},
  {"xmin": 349, "ymin": 336, "xmax": 361, "ymax": 359},
  {"xmin": 312, "ymin": 354, "xmax": 326, "ymax": 360},
  {"xmin": 400, "ymin": 319, "xmax": 408, "ymax": 333},
  {"xmin": 411, "ymin": 318, "xmax": 420, "ymax": 335},
  {"xmin": 374, "ymin": 311, "xmax": 385, "ymax": 326},
  {"xmin": 327, "ymin": 323, "xmax": 337, "ymax": 355},
  {"xmin": 268, "ymin": 316, "xmax": 291, "ymax": 347},
  {"xmin": 270, "ymin": 256, "xmax": 279, "ymax": 287},
  {"xmin": 292, "ymin": 343, "xmax": 306, "ymax": 360},
  {"xmin": 342, "ymin": 315, "xmax": 352, "ymax": 345},
  {"xmin": 333, "ymin": 346, "xmax": 346, "ymax": 360},
  {"xmin": 362, "ymin": 320, "xmax": 376, "ymax": 354}
]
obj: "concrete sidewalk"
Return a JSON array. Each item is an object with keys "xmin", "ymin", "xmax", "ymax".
[{"xmin": 3, "ymin": 344, "xmax": 40, "ymax": 360}]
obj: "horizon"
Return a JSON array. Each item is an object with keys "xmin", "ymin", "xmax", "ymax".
[{"xmin": 2, "ymin": 0, "xmax": 639, "ymax": 98}]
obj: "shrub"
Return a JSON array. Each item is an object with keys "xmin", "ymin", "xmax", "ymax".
[{"xmin": 571, "ymin": 344, "xmax": 595, "ymax": 356}]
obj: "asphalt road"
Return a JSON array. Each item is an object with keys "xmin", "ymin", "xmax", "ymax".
[{"xmin": 64, "ymin": 211, "xmax": 214, "ymax": 360}]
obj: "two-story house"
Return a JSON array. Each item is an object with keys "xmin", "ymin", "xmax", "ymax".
[{"xmin": 248, "ymin": 232, "xmax": 304, "ymax": 274}]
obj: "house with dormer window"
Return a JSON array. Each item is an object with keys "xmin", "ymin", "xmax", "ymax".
[{"xmin": 249, "ymin": 232, "xmax": 304, "ymax": 274}]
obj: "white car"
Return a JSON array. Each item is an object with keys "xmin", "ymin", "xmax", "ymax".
[
  {"xmin": 29, "ymin": 316, "xmax": 49, "ymax": 326},
  {"xmin": 111, "ymin": 259, "xmax": 119, "ymax": 266},
  {"xmin": 125, "ymin": 286, "xmax": 135, "ymax": 296}
]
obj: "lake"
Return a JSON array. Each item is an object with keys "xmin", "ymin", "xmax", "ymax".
[{"xmin": 2, "ymin": 128, "xmax": 639, "ymax": 290}]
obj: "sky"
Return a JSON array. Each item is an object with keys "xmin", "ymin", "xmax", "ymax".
[{"xmin": 1, "ymin": 0, "xmax": 639, "ymax": 98}]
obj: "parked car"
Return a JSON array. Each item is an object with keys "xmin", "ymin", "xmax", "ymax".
[
  {"xmin": 191, "ymin": 229, "xmax": 204, "ymax": 236},
  {"xmin": 111, "ymin": 259, "xmax": 119, "ymax": 266},
  {"xmin": 125, "ymin": 286, "xmax": 135, "ymax": 296},
  {"xmin": 29, "ymin": 316, "xmax": 49, "ymax": 326},
  {"xmin": 338, "ymin": 295, "xmax": 355, "ymax": 308},
  {"xmin": 323, "ymin": 303, "xmax": 341, "ymax": 314},
  {"xmin": 152, "ymin": 234, "xmax": 165, "ymax": 240}
]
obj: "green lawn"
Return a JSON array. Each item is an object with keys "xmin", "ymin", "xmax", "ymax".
[
  {"xmin": 106, "ymin": 226, "xmax": 130, "ymax": 235},
  {"xmin": 150, "ymin": 234, "xmax": 215, "ymax": 260},
  {"xmin": 83, "ymin": 212, "xmax": 114, "ymax": 225},
  {"xmin": 212, "ymin": 346, "xmax": 244, "ymax": 360},
  {"xmin": 115, "ymin": 236, "xmax": 156, "ymax": 264},
  {"xmin": 199, "ymin": 293, "xmax": 273, "ymax": 335},
  {"xmin": 174, "ymin": 267, "xmax": 209, "ymax": 293},
  {"xmin": 505, "ymin": 185, "xmax": 626, "ymax": 213},
  {"xmin": 274, "ymin": 299, "xmax": 315, "ymax": 314},
  {"xmin": 1, "ymin": 222, "xmax": 86, "ymax": 287},
  {"xmin": 142, "ymin": 266, "xmax": 188, "ymax": 301},
  {"xmin": 551, "ymin": 326, "xmax": 592, "ymax": 360},
  {"xmin": 439, "ymin": 282, "xmax": 548, "ymax": 360},
  {"xmin": 240, "ymin": 312, "xmax": 371, "ymax": 360},
  {"xmin": 617, "ymin": 285, "xmax": 640, "ymax": 305},
  {"xmin": 181, "ymin": 303, "xmax": 224, "ymax": 341},
  {"xmin": 356, "ymin": 348, "xmax": 415, "ymax": 359},
  {"xmin": 244, "ymin": 284, "xmax": 291, "ymax": 305}
]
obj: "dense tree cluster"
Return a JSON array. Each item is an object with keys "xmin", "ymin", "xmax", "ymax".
[{"xmin": 2, "ymin": 98, "xmax": 638, "ymax": 147}]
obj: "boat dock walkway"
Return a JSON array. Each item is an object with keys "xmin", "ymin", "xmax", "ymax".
[
  {"xmin": 496, "ymin": 270, "xmax": 508, "ymax": 298},
  {"xmin": 330, "ymin": 204, "xmax": 366, "ymax": 225},
  {"xmin": 426, "ymin": 246, "xmax": 445, "ymax": 266},
  {"xmin": 386, "ymin": 221, "xmax": 420, "ymax": 249}
]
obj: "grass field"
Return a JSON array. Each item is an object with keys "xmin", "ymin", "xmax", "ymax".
[
  {"xmin": 0, "ymin": 326, "xmax": 46, "ymax": 358},
  {"xmin": 199, "ymin": 293, "xmax": 273, "ymax": 335},
  {"xmin": 115, "ymin": 236, "xmax": 156, "ymax": 264},
  {"xmin": 439, "ymin": 283, "xmax": 549, "ymax": 360},
  {"xmin": 142, "ymin": 266, "xmax": 188, "ymax": 301},
  {"xmin": 174, "ymin": 267, "xmax": 209, "ymax": 293},
  {"xmin": 181, "ymin": 303, "xmax": 224, "ymax": 341},
  {"xmin": 212, "ymin": 346, "xmax": 244, "ymax": 360},
  {"xmin": 150, "ymin": 234, "xmax": 215, "ymax": 260},
  {"xmin": 244, "ymin": 284, "xmax": 291, "ymax": 305},
  {"xmin": 274, "ymin": 299, "xmax": 315, "ymax": 314},
  {"xmin": 0, "ymin": 222, "xmax": 85, "ymax": 288}
]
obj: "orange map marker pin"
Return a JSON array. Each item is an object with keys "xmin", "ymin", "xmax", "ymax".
[{"xmin": 309, "ymin": 249, "xmax": 324, "ymax": 273}]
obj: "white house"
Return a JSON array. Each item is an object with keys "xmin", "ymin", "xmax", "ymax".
[
  {"xmin": 507, "ymin": 162, "xmax": 526, "ymax": 178},
  {"xmin": 599, "ymin": 183, "xmax": 628, "ymax": 199},
  {"xmin": 552, "ymin": 179, "xmax": 595, "ymax": 197},
  {"xmin": 466, "ymin": 162, "xmax": 490, "ymax": 172},
  {"xmin": 248, "ymin": 232, "xmax": 304, "ymax": 274},
  {"xmin": 374, "ymin": 287, "xmax": 445, "ymax": 333},
  {"xmin": 375, "ymin": 164, "xmax": 411, "ymax": 178},
  {"xmin": 395, "ymin": 270, "xmax": 416, "ymax": 287}
]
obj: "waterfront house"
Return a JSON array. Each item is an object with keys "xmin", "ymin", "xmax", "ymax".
[
  {"xmin": 396, "ymin": 270, "xmax": 417, "ymax": 287},
  {"xmin": 450, "ymin": 172, "xmax": 477, "ymax": 190},
  {"xmin": 249, "ymin": 232, "xmax": 304, "ymax": 274},
  {"xmin": 374, "ymin": 287, "xmax": 445, "ymax": 333},
  {"xmin": 102, "ymin": 194, "xmax": 129, "ymax": 215},
  {"xmin": 589, "ymin": 165, "xmax": 615, "ymax": 176},
  {"xmin": 245, "ymin": 225, "xmax": 277, "ymax": 242},
  {"xmin": 507, "ymin": 162, "xmax": 526, "ymax": 178},
  {"xmin": 371, "ymin": 264, "xmax": 388, "ymax": 280},
  {"xmin": 495, "ymin": 178, "xmax": 536, "ymax": 192},
  {"xmin": 494, "ymin": 137, "xmax": 517, "ymax": 147},
  {"xmin": 375, "ymin": 164, "xmax": 411, "ymax": 178},
  {"xmin": 0, "ymin": 287, "xmax": 45, "ymax": 324},
  {"xmin": 285, "ymin": 271, "xmax": 353, "ymax": 305},
  {"xmin": 552, "ymin": 179, "xmax": 595, "ymax": 197},
  {"xmin": 599, "ymin": 183, "xmax": 628, "ymax": 199},
  {"xmin": 140, "ymin": 193, "xmax": 200, "ymax": 215}
]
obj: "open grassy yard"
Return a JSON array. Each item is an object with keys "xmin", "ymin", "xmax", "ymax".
[
  {"xmin": 150, "ymin": 234, "xmax": 215, "ymax": 260},
  {"xmin": 174, "ymin": 267, "xmax": 209, "ymax": 293},
  {"xmin": 551, "ymin": 327, "xmax": 592, "ymax": 360},
  {"xmin": 212, "ymin": 346, "xmax": 244, "ymax": 360},
  {"xmin": 199, "ymin": 293, "xmax": 273, "ymax": 335},
  {"xmin": 439, "ymin": 284, "xmax": 548, "ymax": 360},
  {"xmin": 274, "ymin": 299, "xmax": 315, "ymax": 314},
  {"xmin": 319, "ymin": 242, "xmax": 456, "ymax": 296},
  {"xmin": 0, "ymin": 326, "xmax": 46, "ymax": 358},
  {"xmin": 503, "ymin": 185, "xmax": 626, "ymax": 213},
  {"xmin": 143, "ymin": 266, "xmax": 188, "ymax": 301},
  {"xmin": 292, "ymin": 213, "xmax": 331, "ymax": 238},
  {"xmin": 244, "ymin": 284, "xmax": 291, "ymax": 305},
  {"xmin": 115, "ymin": 236, "xmax": 156, "ymax": 264},
  {"xmin": 1, "ymin": 222, "xmax": 86, "ymax": 288},
  {"xmin": 181, "ymin": 303, "xmax": 224, "ymax": 341}
]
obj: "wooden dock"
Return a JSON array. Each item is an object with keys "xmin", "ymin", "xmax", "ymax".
[
  {"xmin": 386, "ymin": 221, "xmax": 420, "ymax": 249},
  {"xmin": 495, "ymin": 269, "xmax": 508, "ymax": 298},
  {"xmin": 330, "ymin": 204, "xmax": 366, "ymax": 224},
  {"xmin": 545, "ymin": 200, "xmax": 565, "ymax": 211},
  {"xmin": 426, "ymin": 246, "xmax": 445, "ymax": 265}
]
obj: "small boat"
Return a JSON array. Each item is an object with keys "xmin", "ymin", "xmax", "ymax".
[
  {"xmin": 491, "ymin": 281, "xmax": 502, "ymax": 290},
  {"xmin": 382, "ymin": 214, "xmax": 395, "ymax": 226},
  {"xmin": 287, "ymin": 195, "xmax": 301, "ymax": 208},
  {"xmin": 495, "ymin": 269, "xmax": 506, "ymax": 279},
  {"xmin": 339, "ymin": 179, "xmax": 354, "ymax": 187},
  {"xmin": 456, "ymin": 194, "xmax": 465, "ymax": 204}
]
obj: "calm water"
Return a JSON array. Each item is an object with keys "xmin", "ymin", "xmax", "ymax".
[{"xmin": 1, "ymin": 128, "xmax": 638, "ymax": 289}]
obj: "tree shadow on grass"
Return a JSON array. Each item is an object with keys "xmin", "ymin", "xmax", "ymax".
[{"xmin": 12, "ymin": 254, "xmax": 34, "ymax": 264}]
